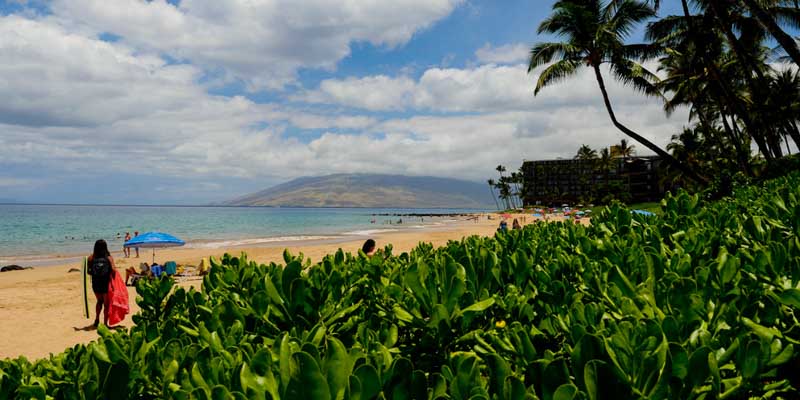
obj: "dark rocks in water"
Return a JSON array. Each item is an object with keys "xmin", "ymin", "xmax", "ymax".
[
  {"xmin": 1, "ymin": 265, "xmax": 32, "ymax": 272},
  {"xmin": 370, "ymin": 213, "xmax": 473, "ymax": 217}
]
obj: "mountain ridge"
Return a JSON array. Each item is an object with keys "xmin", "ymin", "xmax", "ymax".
[{"xmin": 223, "ymin": 174, "xmax": 495, "ymax": 208}]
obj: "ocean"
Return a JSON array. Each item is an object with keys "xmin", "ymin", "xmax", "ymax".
[{"xmin": 0, "ymin": 204, "xmax": 485, "ymax": 265}]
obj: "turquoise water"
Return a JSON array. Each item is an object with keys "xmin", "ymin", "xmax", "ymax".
[{"xmin": 0, "ymin": 205, "xmax": 483, "ymax": 263}]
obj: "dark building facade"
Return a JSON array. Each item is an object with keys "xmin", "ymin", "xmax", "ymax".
[{"xmin": 521, "ymin": 156, "xmax": 665, "ymax": 205}]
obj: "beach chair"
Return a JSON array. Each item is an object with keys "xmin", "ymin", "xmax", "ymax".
[{"xmin": 164, "ymin": 261, "xmax": 177, "ymax": 276}]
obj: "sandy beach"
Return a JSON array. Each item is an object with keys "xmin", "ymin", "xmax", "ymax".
[{"xmin": 0, "ymin": 213, "xmax": 585, "ymax": 361}]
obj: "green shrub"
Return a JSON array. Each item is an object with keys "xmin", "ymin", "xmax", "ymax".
[{"xmin": 2, "ymin": 172, "xmax": 799, "ymax": 399}]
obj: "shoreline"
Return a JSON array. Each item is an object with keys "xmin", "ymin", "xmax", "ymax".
[{"xmin": 0, "ymin": 214, "xmax": 482, "ymax": 268}]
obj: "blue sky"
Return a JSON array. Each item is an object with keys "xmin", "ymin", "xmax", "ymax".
[{"xmin": 0, "ymin": 0, "xmax": 699, "ymax": 204}]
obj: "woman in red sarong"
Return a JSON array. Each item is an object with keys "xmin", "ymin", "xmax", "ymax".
[{"xmin": 87, "ymin": 240, "xmax": 116, "ymax": 328}]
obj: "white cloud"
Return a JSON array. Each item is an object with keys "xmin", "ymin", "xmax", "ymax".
[
  {"xmin": 294, "ymin": 75, "xmax": 418, "ymax": 111},
  {"xmin": 0, "ymin": 11, "xmax": 690, "ymax": 203},
  {"xmin": 474, "ymin": 43, "xmax": 530, "ymax": 64},
  {"xmin": 297, "ymin": 62, "xmax": 669, "ymax": 113},
  {"xmin": 49, "ymin": 0, "xmax": 464, "ymax": 89}
]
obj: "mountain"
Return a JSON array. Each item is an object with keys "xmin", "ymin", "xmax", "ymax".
[{"xmin": 223, "ymin": 174, "xmax": 495, "ymax": 208}]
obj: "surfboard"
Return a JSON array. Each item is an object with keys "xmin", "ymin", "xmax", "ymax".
[{"xmin": 82, "ymin": 257, "xmax": 89, "ymax": 319}]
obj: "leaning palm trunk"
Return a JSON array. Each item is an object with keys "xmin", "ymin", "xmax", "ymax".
[
  {"xmin": 741, "ymin": 0, "xmax": 800, "ymax": 66},
  {"xmin": 591, "ymin": 64, "xmax": 708, "ymax": 184}
]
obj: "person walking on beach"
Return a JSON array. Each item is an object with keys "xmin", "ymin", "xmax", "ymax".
[
  {"xmin": 123, "ymin": 232, "xmax": 131, "ymax": 258},
  {"xmin": 133, "ymin": 231, "xmax": 140, "ymax": 258},
  {"xmin": 88, "ymin": 239, "xmax": 117, "ymax": 328}
]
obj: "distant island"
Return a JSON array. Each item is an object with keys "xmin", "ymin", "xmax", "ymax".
[{"xmin": 223, "ymin": 174, "xmax": 495, "ymax": 208}]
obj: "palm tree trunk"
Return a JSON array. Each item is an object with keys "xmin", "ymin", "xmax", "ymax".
[
  {"xmin": 488, "ymin": 185, "xmax": 500, "ymax": 211},
  {"xmin": 789, "ymin": 119, "xmax": 800, "ymax": 150},
  {"xmin": 591, "ymin": 64, "xmax": 708, "ymax": 184},
  {"xmin": 741, "ymin": 0, "xmax": 800, "ymax": 66},
  {"xmin": 719, "ymin": 109, "xmax": 754, "ymax": 176}
]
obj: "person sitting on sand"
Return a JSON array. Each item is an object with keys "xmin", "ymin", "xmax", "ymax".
[
  {"xmin": 512, "ymin": 219, "xmax": 522, "ymax": 230},
  {"xmin": 362, "ymin": 239, "xmax": 376, "ymax": 256},
  {"xmin": 88, "ymin": 239, "xmax": 117, "ymax": 328},
  {"xmin": 498, "ymin": 221, "xmax": 508, "ymax": 232},
  {"xmin": 150, "ymin": 261, "xmax": 163, "ymax": 278},
  {"xmin": 125, "ymin": 263, "xmax": 149, "ymax": 286}
]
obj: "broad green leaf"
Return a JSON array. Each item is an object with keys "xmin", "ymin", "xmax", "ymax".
[
  {"xmin": 552, "ymin": 384, "xmax": 578, "ymax": 400},
  {"xmin": 462, "ymin": 298, "xmax": 495, "ymax": 313}
]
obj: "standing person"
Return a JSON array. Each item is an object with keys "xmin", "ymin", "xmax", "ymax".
[
  {"xmin": 512, "ymin": 219, "xmax": 522, "ymax": 230},
  {"xmin": 133, "ymin": 231, "xmax": 140, "ymax": 258},
  {"xmin": 123, "ymin": 232, "xmax": 131, "ymax": 258},
  {"xmin": 87, "ymin": 239, "xmax": 116, "ymax": 328}
]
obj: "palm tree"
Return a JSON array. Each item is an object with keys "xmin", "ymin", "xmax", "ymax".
[
  {"xmin": 495, "ymin": 165, "xmax": 515, "ymax": 209},
  {"xmin": 610, "ymin": 139, "xmax": 636, "ymax": 159},
  {"xmin": 658, "ymin": 0, "xmax": 770, "ymax": 164},
  {"xmin": 741, "ymin": 0, "xmax": 800, "ymax": 65},
  {"xmin": 530, "ymin": 0, "xmax": 707, "ymax": 184},
  {"xmin": 487, "ymin": 179, "xmax": 501, "ymax": 210},
  {"xmin": 766, "ymin": 68, "xmax": 800, "ymax": 152},
  {"xmin": 596, "ymin": 147, "xmax": 616, "ymax": 201},
  {"xmin": 648, "ymin": 19, "xmax": 755, "ymax": 175},
  {"xmin": 510, "ymin": 171, "xmax": 524, "ymax": 208},
  {"xmin": 575, "ymin": 144, "xmax": 598, "ymax": 160},
  {"xmin": 496, "ymin": 165, "xmax": 506, "ymax": 179}
]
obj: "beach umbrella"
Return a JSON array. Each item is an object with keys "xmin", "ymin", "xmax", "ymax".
[{"xmin": 124, "ymin": 231, "xmax": 185, "ymax": 264}]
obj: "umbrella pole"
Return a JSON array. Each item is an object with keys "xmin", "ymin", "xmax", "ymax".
[{"xmin": 153, "ymin": 249, "xmax": 155, "ymax": 265}]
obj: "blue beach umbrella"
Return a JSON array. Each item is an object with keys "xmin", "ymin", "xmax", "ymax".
[{"xmin": 124, "ymin": 231, "xmax": 185, "ymax": 263}]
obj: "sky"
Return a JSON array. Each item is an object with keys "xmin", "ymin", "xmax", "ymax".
[{"xmin": 0, "ymin": 0, "xmax": 691, "ymax": 205}]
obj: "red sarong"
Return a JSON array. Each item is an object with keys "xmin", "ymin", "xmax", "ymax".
[{"xmin": 107, "ymin": 270, "xmax": 130, "ymax": 326}]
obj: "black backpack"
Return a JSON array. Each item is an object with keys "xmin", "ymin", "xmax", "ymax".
[{"xmin": 89, "ymin": 256, "xmax": 111, "ymax": 277}]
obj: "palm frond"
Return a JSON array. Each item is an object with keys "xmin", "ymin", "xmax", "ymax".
[
  {"xmin": 773, "ymin": 6, "xmax": 800, "ymax": 30},
  {"xmin": 646, "ymin": 15, "xmax": 690, "ymax": 43},
  {"xmin": 528, "ymin": 42, "xmax": 582, "ymax": 72},
  {"xmin": 534, "ymin": 59, "xmax": 580, "ymax": 95},
  {"xmin": 619, "ymin": 43, "xmax": 663, "ymax": 61},
  {"xmin": 606, "ymin": 0, "xmax": 657, "ymax": 39},
  {"xmin": 610, "ymin": 58, "xmax": 665, "ymax": 99}
]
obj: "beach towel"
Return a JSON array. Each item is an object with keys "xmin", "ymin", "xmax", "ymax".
[
  {"xmin": 107, "ymin": 270, "xmax": 130, "ymax": 326},
  {"xmin": 164, "ymin": 261, "xmax": 177, "ymax": 275}
]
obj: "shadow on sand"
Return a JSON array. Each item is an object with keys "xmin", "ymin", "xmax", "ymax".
[{"xmin": 73, "ymin": 324, "xmax": 126, "ymax": 332}]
